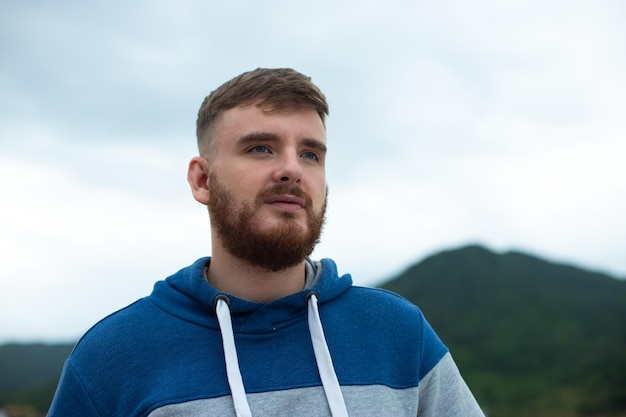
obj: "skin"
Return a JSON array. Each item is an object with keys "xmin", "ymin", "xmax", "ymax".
[{"xmin": 187, "ymin": 103, "xmax": 327, "ymax": 302}]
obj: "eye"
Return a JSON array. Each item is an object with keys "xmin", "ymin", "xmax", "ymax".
[
  {"xmin": 301, "ymin": 151, "xmax": 319, "ymax": 161},
  {"xmin": 249, "ymin": 145, "xmax": 270, "ymax": 154}
]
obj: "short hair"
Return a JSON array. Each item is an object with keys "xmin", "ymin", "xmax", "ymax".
[{"xmin": 196, "ymin": 68, "xmax": 329, "ymax": 154}]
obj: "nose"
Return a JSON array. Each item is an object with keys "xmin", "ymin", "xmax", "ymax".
[{"xmin": 274, "ymin": 151, "xmax": 302, "ymax": 184}]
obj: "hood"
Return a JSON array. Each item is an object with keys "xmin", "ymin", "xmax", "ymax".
[
  {"xmin": 148, "ymin": 257, "xmax": 353, "ymax": 333},
  {"xmin": 148, "ymin": 257, "xmax": 353, "ymax": 417}
]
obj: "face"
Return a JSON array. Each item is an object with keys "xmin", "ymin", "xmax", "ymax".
[{"xmin": 205, "ymin": 104, "xmax": 328, "ymax": 271}]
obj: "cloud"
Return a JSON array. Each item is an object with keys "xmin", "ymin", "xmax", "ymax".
[{"xmin": 1, "ymin": 0, "xmax": 625, "ymax": 342}]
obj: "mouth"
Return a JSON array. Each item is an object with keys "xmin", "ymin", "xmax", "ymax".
[{"xmin": 264, "ymin": 194, "xmax": 306, "ymax": 211}]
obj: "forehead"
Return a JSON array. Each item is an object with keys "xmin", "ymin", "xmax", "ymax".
[{"xmin": 213, "ymin": 104, "xmax": 326, "ymax": 144}]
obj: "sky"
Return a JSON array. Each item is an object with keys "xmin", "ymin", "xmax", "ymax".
[{"xmin": 1, "ymin": 0, "xmax": 625, "ymax": 343}]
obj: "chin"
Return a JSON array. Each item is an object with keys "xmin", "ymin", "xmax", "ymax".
[
  {"xmin": 260, "ymin": 209, "xmax": 304, "ymax": 223},
  {"xmin": 258, "ymin": 217, "xmax": 307, "ymax": 234}
]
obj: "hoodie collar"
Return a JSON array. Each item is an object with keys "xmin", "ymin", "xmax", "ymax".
[{"xmin": 149, "ymin": 257, "xmax": 352, "ymax": 333}]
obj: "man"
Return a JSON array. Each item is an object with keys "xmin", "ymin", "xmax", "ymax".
[{"xmin": 49, "ymin": 68, "xmax": 484, "ymax": 416}]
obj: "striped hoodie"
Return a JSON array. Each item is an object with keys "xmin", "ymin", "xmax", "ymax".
[{"xmin": 49, "ymin": 257, "xmax": 484, "ymax": 416}]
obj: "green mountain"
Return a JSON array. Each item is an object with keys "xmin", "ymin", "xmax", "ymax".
[
  {"xmin": 382, "ymin": 244, "xmax": 626, "ymax": 417},
  {"xmin": 0, "ymin": 343, "xmax": 73, "ymax": 414},
  {"xmin": 2, "ymin": 244, "xmax": 625, "ymax": 416}
]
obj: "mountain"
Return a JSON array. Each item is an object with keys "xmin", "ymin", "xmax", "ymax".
[
  {"xmin": 2, "ymin": 244, "xmax": 625, "ymax": 416},
  {"xmin": 0, "ymin": 343, "xmax": 73, "ymax": 414},
  {"xmin": 382, "ymin": 244, "xmax": 626, "ymax": 417}
]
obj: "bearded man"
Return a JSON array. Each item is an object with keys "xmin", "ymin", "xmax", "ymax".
[{"xmin": 49, "ymin": 68, "xmax": 485, "ymax": 417}]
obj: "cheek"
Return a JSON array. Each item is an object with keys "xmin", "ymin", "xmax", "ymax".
[
  {"xmin": 219, "ymin": 167, "xmax": 258, "ymax": 193},
  {"xmin": 313, "ymin": 185, "xmax": 328, "ymax": 210}
]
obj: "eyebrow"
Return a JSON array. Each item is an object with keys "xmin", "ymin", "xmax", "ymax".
[
  {"xmin": 302, "ymin": 138, "xmax": 328, "ymax": 155},
  {"xmin": 237, "ymin": 132, "xmax": 327, "ymax": 154},
  {"xmin": 236, "ymin": 132, "xmax": 280, "ymax": 147}
]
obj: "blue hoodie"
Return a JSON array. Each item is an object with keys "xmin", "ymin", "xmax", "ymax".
[{"xmin": 48, "ymin": 258, "xmax": 484, "ymax": 416}]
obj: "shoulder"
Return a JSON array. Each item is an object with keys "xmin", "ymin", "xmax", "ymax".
[
  {"xmin": 321, "ymin": 285, "xmax": 449, "ymax": 385},
  {"xmin": 68, "ymin": 297, "xmax": 164, "ymax": 367},
  {"xmin": 340, "ymin": 285, "xmax": 424, "ymax": 318},
  {"xmin": 322, "ymin": 285, "xmax": 437, "ymax": 343},
  {"xmin": 69, "ymin": 258, "xmax": 212, "ymax": 362},
  {"xmin": 71, "ymin": 300, "xmax": 141, "ymax": 346}
]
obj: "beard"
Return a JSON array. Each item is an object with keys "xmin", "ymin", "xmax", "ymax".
[{"xmin": 207, "ymin": 172, "xmax": 327, "ymax": 272}]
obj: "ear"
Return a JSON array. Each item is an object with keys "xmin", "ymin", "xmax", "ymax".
[{"xmin": 187, "ymin": 156, "xmax": 211, "ymax": 205}]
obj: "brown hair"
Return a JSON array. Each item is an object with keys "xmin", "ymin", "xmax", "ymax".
[{"xmin": 196, "ymin": 68, "xmax": 329, "ymax": 153}]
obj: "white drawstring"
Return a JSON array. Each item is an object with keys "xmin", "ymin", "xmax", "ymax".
[
  {"xmin": 307, "ymin": 292, "xmax": 350, "ymax": 417},
  {"xmin": 215, "ymin": 296, "xmax": 252, "ymax": 417},
  {"xmin": 214, "ymin": 293, "xmax": 349, "ymax": 417}
]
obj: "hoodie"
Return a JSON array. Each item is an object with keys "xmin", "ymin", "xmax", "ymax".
[{"xmin": 48, "ymin": 258, "xmax": 484, "ymax": 416}]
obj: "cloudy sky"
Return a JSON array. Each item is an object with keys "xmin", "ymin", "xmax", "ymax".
[{"xmin": 1, "ymin": 0, "xmax": 625, "ymax": 343}]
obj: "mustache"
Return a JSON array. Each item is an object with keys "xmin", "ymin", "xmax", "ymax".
[{"xmin": 257, "ymin": 184, "xmax": 312, "ymax": 205}]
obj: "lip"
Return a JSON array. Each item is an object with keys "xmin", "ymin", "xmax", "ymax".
[{"xmin": 265, "ymin": 194, "xmax": 306, "ymax": 210}]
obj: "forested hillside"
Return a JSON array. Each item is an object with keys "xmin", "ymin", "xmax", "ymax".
[
  {"xmin": 382, "ymin": 244, "xmax": 626, "ymax": 416},
  {"xmin": 0, "ymin": 343, "xmax": 73, "ymax": 415}
]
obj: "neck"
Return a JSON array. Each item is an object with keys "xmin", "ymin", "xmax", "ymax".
[{"xmin": 206, "ymin": 242, "xmax": 306, "ymax": 303}]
